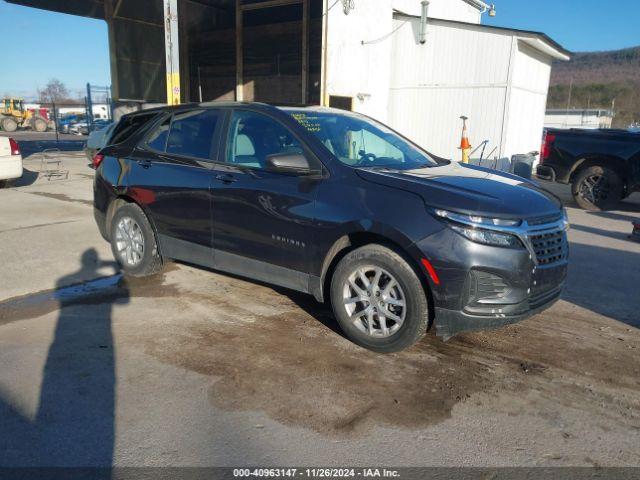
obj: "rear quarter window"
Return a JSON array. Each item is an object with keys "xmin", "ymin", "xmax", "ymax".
[{"xmin": 110, "ymin": 112, "xmax": 159, "ymax": 145}]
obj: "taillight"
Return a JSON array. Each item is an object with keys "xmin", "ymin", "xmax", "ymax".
[
  {"xmin": 540, "ymin": 132, "xmax": 555, "ymax": 163},
  {"xmin": 9, "ymin": 138, "xmax": 20, "ymax": 156},
  {"xmin": 92, "ymin": 153, "xmax": 105, "ymax": 169}
]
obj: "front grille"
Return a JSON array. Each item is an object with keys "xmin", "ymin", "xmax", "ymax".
[
  {"xmin": 529, "ymin": 229, "xmax": 566, "ymax": 265},
  {"xmin": 527, "ymin": 212, "xmax": 562, "ymax": 226}
]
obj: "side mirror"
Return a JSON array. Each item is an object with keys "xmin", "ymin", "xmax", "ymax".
[{"xmin": 265, "ymin": 152, "xmax": 314, "ymax": 174}]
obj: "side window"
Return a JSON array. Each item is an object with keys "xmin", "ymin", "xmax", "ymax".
[
  {"xmin": 165, "ymin": 109, "xmax": 220, "ymax": 160},
  {"xmin": 146, "ymin": 117, "xmax": 170, "ymax": 151},
  {"xmin": 111, "ymin": 112, "xmax": 158, "ymax": 145},
  {"xmin": 226, "ymin": 111, "xmax": 304, "ymax": 169}
]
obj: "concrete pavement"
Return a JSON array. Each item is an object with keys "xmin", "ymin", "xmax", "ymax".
[{"xmin": 1, "ymin": 149, "xmax": 639, "ymax": 467}]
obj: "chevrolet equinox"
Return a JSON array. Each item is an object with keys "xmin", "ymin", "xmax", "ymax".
[{"xmin": 93, "ymin": 103, "xmax": 569, "ymax": 353}]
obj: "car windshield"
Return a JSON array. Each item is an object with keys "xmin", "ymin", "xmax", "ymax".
[{"xmin": 285, "ymin": 109, "xmax": 438, "ymax": 169}]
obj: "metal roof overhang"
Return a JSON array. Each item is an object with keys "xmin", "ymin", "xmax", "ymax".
[
  {"xmin": 393, "ymin": 10, "xmax": 571, "ymax": 62},
  {"xmin": 519, "ymin": 36, "xmax": 570, "ymax": 62},
  {"xmin": 6, "ymin": 0, "xmax": 105, "ymax": 19},
  {"xmin": 5, "ymin": 0, "xmax": 235, "ymax": 20}
]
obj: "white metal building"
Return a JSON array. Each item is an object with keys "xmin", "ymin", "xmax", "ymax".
[
  {"xmin": 544, "ymin": 109, "xmax": 614, "ymax": 130},
  {"xmin": 324, "ymin": 0, "xmax": 570, "ymax": 161}
]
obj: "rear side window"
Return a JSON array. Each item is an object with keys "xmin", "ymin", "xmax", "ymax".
[
  {"xmin": 165, "ymin": 110, "xmax": 220, "ymax": 160},
  {"xmin": 111, "ymin": 112, "xmax": 158, "ymax": 145},
  {"xmin": 145, "ymin": 109, "xmax": 220, "ymax": 161}
]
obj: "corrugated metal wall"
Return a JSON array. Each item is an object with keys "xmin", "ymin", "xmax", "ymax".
[
  {"xmin": 387, "ymin": 16, "xmax": 554, "ymax": 161},
  {"xmin": 325, "ymin": 0, "xmax": 482, "ymax": 122},
  {"xmin": 388, "ymin": 17, "xmax": 512, "ymax": 160},
  {"xmin": 503, "ymin": 41, "xmax": 552, "ymax": 157}
]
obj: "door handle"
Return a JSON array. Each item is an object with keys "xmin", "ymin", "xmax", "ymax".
[
  {"xmin": 137, "ymin": 159, "xmax": 152, "ymax": 169},
  {"xmin": 215, "ymin": 173, "xmax": 237, "ymax": 184}
]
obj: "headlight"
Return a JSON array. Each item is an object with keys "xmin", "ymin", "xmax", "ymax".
[
  {"xmin": 433, "ymin": 209, "xmax": 521, "ymax": 227},
  {"xmin": 432, "ymin": 208, "xmax": 523, "ymax": 249},
  {"xmin": 562, "ymin": 208, "xmax": 570, "ymax": 230},
  {"xmin": 449, "ymin": 224, "xmax": 522, "ymax": 248}
]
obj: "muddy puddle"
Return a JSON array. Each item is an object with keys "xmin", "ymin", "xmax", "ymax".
[
  {"xmin": 0, "ymin": 266, "xmax": 179, "ymax": 325},
  {"xmin": 135, "ymin": 276, "xmax": 640, "ymax": 436},
  {"xmin": 24, "ymin": 191, "xmax": 93, "ymax": 207}
]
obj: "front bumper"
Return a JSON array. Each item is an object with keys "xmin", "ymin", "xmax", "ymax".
[
  {"xmin": 434, "ymin": 285, "xmax": 562, "ymax": 339},
  {"xmin": 414, "ymin": 227, "xmax": 567, "ymax": 339}
]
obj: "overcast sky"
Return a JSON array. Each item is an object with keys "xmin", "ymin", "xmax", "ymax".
[{"xmin": 0, "ymin": 0, "xmax": 639, "ymax": 100}]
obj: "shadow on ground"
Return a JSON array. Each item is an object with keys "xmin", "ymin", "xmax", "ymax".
[
  {"xmin": 563, "ymin": 241, "xmax": 640, "ymax": 328},
  {"xmin": 7, "ymin": 168, "xmax": 39, "ymax": 187},
  {"xmin": 0, "ymin": 249, "xmax": 124, "ymax": 472}
]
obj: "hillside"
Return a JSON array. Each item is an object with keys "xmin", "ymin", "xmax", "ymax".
[{"xmin": 547, "ymin": 46, "xmax": 640, "ymax": 127}]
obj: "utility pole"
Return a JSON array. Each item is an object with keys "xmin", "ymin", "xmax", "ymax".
[
  {"xmin": 52, "ymin": 102, "xmax": 59, "ymax": 145},
  {"xmin": 564, "ymin": 78, "xmax": 573, "ymax": 128},
  {"xmin": 86, "ymin": 83, "xmax": 94, "ymax": 129}
]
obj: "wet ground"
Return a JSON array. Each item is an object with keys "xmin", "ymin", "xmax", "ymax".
[{"xmin": 0, "ymin": 150, "xmax": 639, "ymax": 466}]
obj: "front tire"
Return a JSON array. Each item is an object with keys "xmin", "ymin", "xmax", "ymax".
[
  {"xmin": 1, "ymin": 117, "xmax": 18, "ymax": 132},
  {"xmin": 110, "ymin": 203, "xmax": 164, "ymax": 277},
  {"xmin": 572, "ymin": 165, "xmax": 623, "ymax": 211},
  {"xmin": 330, "ymin": 244, "xmax": 429, "ymax": 353}
]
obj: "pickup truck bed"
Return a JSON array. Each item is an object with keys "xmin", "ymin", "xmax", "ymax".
[{"xmin": 536, "ymin": 128, "xmax": 640, "ymax": 210}]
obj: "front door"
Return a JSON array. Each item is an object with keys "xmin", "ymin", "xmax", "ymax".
[
  {"xmin": 127, "ymin": 108, "xmax": 223, "ymax": 264},
  {"xmin": 210, "ymin": 109, "xmax": 322, "ymax": 290}
]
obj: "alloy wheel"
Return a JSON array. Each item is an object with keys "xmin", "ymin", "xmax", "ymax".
[
  {"xmin": 342, "ymin": 265, "xmax": 406, "ymax": 338},
  {"xmin": 115, "ymin": 216, "xmax": 145, "ymax": 267},
  {"xmin": 579, "ymin": 174, "xmax": 609, "ymax": 205}
]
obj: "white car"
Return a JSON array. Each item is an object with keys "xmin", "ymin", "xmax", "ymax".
[
  {"xmin": 69, "ymin": 122, "xmax": 89, "ymax": 135},
  {"xmin": 0, "ymin": 136, "xmax": 23, "ymax": 187}
]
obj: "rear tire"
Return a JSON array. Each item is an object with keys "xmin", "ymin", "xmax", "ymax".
[
  {"xmin": 0, "ymin": 180, "xmax": 7, "ymax": 189},
  {"xmin": 32, "ymin": 117, "xmax": 47, "ymax": 132},
  {"xmin": 1, "ymin": 117, "xmax": 18, "ymax": 132},
  {"xmin": 572, "ymin": 165, "xmax": 623, "ymax": 211},
  {"xmin": 330, "ymin": 244, "xmax": 429, "ymax": 353},
  {"xmin": 110, "ymin": 203, "xmax": 164, "ymax": 277}
]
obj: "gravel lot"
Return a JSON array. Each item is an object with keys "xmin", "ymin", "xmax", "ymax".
[{"xmin": 1, "ymin": 134, "xmax": 639, "ymax": 467}]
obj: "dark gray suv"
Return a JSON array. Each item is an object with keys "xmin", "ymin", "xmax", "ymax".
[{"xmin": 93, "ymin": 103, "xmax": 569, "ymax": 352}]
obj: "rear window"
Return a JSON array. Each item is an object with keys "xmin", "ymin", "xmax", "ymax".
[
  {"xmin": 110, "ymin": 112, "xmax": 158, "ymax": 145},
  {"xmin": 146, "ymin": 109, "xmax": 221, "ymax": 161}
]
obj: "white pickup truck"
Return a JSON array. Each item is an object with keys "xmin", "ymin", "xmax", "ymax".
[{"xmin": 0, "ymin": 136, "xmax": 22, "ymax": 187}]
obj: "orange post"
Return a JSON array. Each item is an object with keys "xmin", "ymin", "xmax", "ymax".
[{"xmin": 459, "ymin": 115, "xmax": 471, "ymax": 163}]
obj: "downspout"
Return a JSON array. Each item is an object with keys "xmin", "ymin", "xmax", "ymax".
[{"xmin": 419, "ymin": 1, "xmax": 429, "ymax": 44}]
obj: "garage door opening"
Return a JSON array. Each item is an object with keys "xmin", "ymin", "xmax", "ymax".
[
  {"xmin": 186, "ymin": 0, "xmax": 323, "ymax": 105},
  {"xmin": 7, "ymin": 0, "xmax": 325, "ymax": 107}
]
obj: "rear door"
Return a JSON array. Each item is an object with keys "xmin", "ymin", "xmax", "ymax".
[{"xmin": 127, "ymin": 108, "xmax": 223, "ymax": 264}]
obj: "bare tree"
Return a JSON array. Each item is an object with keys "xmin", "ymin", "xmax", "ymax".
[{"xmin": 38, "ymin": 79, "xmax": 70, "ymax": 104}]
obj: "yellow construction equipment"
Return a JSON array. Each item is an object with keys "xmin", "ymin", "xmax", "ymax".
[{"xmin": 0, "ymin": 98, "xmax": 48, "ymax": 132}]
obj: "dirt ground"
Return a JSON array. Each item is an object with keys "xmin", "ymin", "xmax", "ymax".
[{"xmin": 0, "ymin": 139, "xmax": 639, "ymax": 467}]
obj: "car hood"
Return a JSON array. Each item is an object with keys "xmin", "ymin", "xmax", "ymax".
[{"xmin": 356, "ymin": 162, "xmax": 562, "ymax": 219}]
